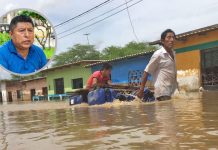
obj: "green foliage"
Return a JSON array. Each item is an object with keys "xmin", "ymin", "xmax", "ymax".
[
  {"xmin": 18, "ymin": 10, "xmax": 46, "ymax": 22},
  {"xmin": 0, "ymin": 32, "xmax": 10, "ymax": 45},
  {"xmin": 53, "ymin": 41, "xmax": 157, "ymax": 67},
  {"xmin": 44, "ymin": 47, "xmax": 55, "ymax": 59},
  {"xmin": 101, "ymin": 42, "xmax": 156, "ymax": 59},
  {"xmin": 52, "ymin": 44, "xmax": 101, "ymax": 67}
]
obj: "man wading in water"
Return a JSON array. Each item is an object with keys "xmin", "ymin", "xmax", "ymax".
[{"xmin": 137, "ymin": 29, "xmax": 179, "ymax": 101}]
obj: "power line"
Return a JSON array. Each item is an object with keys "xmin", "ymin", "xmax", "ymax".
[
  {"xmin": 124, "ymin": 0, "xmax": 139, "ymax": 42},
  {"xmin": 57, "ymin": 0, "xmax": 135, "ymax": 36},
  {"xmin": 54, "ymin": 0, "xmax": 114, "ymax": 28},
  {"xmin": 58, "ymin": 0, "xmax": 143, "ymax": 39}
]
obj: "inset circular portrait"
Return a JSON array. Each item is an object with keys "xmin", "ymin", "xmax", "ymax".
[{"xmin": 0, "ymin": 8, "xmax": 56, "ymax": 75}]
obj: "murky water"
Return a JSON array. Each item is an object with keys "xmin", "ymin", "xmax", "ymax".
[{"xmin": 0, "ymin": 92, "xmax": 218, "ymax": 150}]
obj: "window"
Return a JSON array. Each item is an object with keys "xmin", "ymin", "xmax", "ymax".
[
  {"xmin": 72, "ymin": 78, "xmax": 83, "ymax": 89},
  {"xmin": 17, "ymin": 90, "xmax": 22, "ymax": 99},
  {"xmin": 201, "ymin": 47, "xmax": 218, "ymax": 88}
]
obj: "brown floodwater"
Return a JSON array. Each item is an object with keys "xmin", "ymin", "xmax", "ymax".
[{"xmin": 0, "ymin": 91, "xmax": 218, "ymax": 150}]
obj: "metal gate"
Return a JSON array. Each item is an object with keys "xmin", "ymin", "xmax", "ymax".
[
  {"xmin": 128, "ymin": 70, "xmax": 143, "ymax": 86},
  {"xmin": 201, "ymin": 47, "xmax": 218, "ymax": 90}
]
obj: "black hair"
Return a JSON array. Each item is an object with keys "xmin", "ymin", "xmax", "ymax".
[
  {"xmin": 9, "ymin": 15, "xmax": 34, "ymax": 31},
  {"xmin": 101, "ymin": 63, "xmax": 112, "ymax": 70},
  {"xmin": 161, "ymin": 29, "xmax": 176, "ymax": 41}
]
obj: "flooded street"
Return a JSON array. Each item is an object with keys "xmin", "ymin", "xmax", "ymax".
[{"xmin": 0, "ymin": 92, "xmax": 218, "ymax": 150}]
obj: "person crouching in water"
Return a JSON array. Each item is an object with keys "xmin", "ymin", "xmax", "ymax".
[
  {"xmin": 86, "ymin": 63, "xmax": 112, "ymax": 90},
  {"xmin": 137, "ymin": 29, "xmax": 179, "ymax": 101}
]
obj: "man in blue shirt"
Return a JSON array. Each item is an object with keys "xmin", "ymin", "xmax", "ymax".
[{"xmin": 0, "ymin": 15, "xmax": 47, "ymax": 74}]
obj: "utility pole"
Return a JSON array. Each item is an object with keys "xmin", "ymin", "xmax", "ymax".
[{"xmin": 84, "ymin": 33, "xmax": 90, "ymax": 45}]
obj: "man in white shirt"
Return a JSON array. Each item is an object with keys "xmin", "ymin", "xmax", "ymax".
[{"xmin": 137, "ymin": 29, "xmax": 178, "ymax": 101}]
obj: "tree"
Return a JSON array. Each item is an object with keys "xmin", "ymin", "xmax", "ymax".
[
  {"xmin": 18, "ymin": 10, "xmax": 52, "ymax": 49},
  {"xmin": 52, "ymin": 42, "xmax": 157, "ymax": 67},
  {"xmin": 52, "ymin": 44, "xmax": 100, "ymax": 67},
  {"xmin": 101, "ymin": 41, "xmax": 157, "ymax": 59},
  {"xmin": 100, "ymin": 46, "xmax": 124, "ymax": 60},
  {"xmin": 0, "ymin": 32, "xmax": 10, "ymax": 45}
]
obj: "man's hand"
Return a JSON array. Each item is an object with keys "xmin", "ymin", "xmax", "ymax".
[{"xmin": 136, "ymin": 89, "xmax": 144, "ymax": 99}]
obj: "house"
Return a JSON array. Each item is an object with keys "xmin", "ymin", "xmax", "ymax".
[
  {"xmin": 42, "ymin": 60, "xmax": 102, "ymax": 95},
  {"xmin": 21, "ymin": 77, "xmax": 48, "ymax": 101},
  {"xmin": 85, "ymin": 51, "xmax": 154, "ymax": 87},
  {"xmin": 0, "ymin": 60, "xmax": 102, "ymax": 102},
  {"xmin": 149, "ymin": 24, "xmax": 218, "ymax": 90},
  {"xmin": 5, "ymin": 77, "xmax": 47, "ymax": 102},
  {"xmin": 4, "ymin": 80, "xmax": 21, "ymax": 102}
]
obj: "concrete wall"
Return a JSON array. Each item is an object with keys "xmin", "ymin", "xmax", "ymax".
[
  {"xmin": 46, "ymin": 65, "xmax": 92, "ymax": 94},
  {"xmin": 176, "ymin": 50, "xmax": 200, "ymax": 91},
  {"xmin": 175, "ymin": 30, "xmax": 218, "ymax": 49},
  {"xmin": 0, "ymin": 81, "xmax": 7, "ymax": 103}
]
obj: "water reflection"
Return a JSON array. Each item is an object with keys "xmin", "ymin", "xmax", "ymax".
[{"xmin": 0, "ymin": 92, "xmax": 218, "ymax": 149}]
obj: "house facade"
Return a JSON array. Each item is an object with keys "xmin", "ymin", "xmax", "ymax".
[
  {"xmin": 5, "ymin": 77, "xmax": 47, "ymax": 102},
  {"xmin": 21, "ymin": 77, "xmax": 48, "ymax": 101},
  {"xmin": 43, "ymin": 60, "xmax": 101, "ymax": 95}
]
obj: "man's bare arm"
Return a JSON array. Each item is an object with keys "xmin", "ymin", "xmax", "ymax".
[{"xmin": 137, "ymin": 71, "xmax": 149, "ymax": 98}]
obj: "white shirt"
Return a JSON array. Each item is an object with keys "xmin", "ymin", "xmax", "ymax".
[{"xmin": 145, "ymin": 47, "xmax": 177, "ymax": 98}]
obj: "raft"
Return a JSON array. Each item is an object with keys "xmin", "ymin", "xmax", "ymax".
[{"xmin": 68, "ymin": 87, "xmax": 155, "ymax": 106}]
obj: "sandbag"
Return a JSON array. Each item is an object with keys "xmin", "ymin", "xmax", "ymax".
[
  {"xmin": 69, "ymin": 95, "xmax": 83, "ymax": 105},
  {"xmin": 88, "ymin": 88, "xmax": 116, "ymax": 105}
]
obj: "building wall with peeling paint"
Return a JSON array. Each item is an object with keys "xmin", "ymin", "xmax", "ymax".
[{"xmin": 174, "ymin": 29, "xmax": 218, "ymax": 91}]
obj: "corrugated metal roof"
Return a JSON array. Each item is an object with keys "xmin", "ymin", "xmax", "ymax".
[
  {"xmin": 43, "ymin": 60, "xmax": 104, "ymax": 72},
  {"xmin": 149, "ymin": 24, "xmax": 218, "ymax": 45},
  {"xmin": 85, "ymin": 50, "xmax": 155, "ymax": 67},
  {"xmin": 5, "ymin": 77, "xmax": 46, "ymax": 84},
  {"xmin": 21, "ymin": 77, "xmax": 46, "ymax": 83}
]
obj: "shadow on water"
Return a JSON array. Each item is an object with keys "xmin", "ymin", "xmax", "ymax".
[{"xmin": 0, "ymin": 91, "xmax": 218, "ymax": 149}]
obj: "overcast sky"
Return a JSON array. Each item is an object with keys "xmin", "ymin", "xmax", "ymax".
[{"xmin": 0, "ymin": 0, "xmax": 218, "ymax": 79}]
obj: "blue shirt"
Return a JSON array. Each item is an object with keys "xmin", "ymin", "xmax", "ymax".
[{"xmin": 0, "ymin": 40, "xmax": 47, "ymax": 74}]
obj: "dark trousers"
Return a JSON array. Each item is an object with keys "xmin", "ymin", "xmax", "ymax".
[{"xmin": 156, "ymin": 96, "xmax": 171, "ymax": 101}]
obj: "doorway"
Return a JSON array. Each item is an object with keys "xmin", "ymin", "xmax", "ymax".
[
  {"xmin": 8, "ymin": 91, "xmax": 13, "ymax": 102},
  {"xmin": 0, "ymin": 91, "xmax": 2, "ymax": 103},
  {"xmin": 30, "ymin": 89, "xmax": 36, "ymax": 100},
  {"xmin": 54, "ymin": 78, "xmax": 64, "ymax": 94}
]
